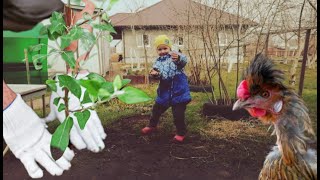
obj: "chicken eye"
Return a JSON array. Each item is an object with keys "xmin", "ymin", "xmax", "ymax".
[{"xmin": 261, "ymin": 91, "xmax": 270, "ymax": 98}]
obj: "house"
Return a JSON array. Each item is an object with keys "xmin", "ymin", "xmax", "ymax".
[{"xmin": 110, "ymin": 0, "xmax": 258, "ymax": 65}]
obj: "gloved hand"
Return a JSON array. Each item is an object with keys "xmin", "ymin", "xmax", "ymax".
[
  {"xmin": 42, "ymin": 70, "xmax": 106, "ymax": 153},
  {"xmin": 3, "ymin": 94, "xmax": 75, "ymax": 179},
  {"xmin": 149, "ymin": 68, "xmax": 161, "ymax": 79}
]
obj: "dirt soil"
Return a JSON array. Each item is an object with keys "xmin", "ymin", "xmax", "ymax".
[{"xmin": 4, "ymin": 115, "xmax": 277, "ymax": 180}]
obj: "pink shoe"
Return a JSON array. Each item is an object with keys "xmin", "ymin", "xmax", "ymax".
[
  {"xmin": 173, "ymin": 135, "xmax": 185, "ymax": 142},
  {"xmin": 141, "ymin": 127, "xmax": 156, "ymax": 135}
]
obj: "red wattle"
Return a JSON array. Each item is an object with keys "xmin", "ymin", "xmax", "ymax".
[{"xmin": 247, "ymin": 108, "xmax": 266, "ymax": 117}]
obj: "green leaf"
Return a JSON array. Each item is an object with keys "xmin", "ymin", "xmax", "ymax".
[
  {"xmin": 32, "ymin": 54, "xmax": 47, "ymax": 70},
  {"xmin": 39, "ymin": 25, "xmax": 49, "ymax": 35},
  {"xmin": 92, "ymin": 23, "xmax": 116, "ymax": 33},
  {"xmin": 79, "ymin": 79, "xmax": 102, "ymax": 99},
  {"xmin": 74, "ymin": 110, "xmax": 91, "ymax": 130},
  {"xmin": 48, "ymin": 12, "xmax": 66, "ymax": 35},
  {"xmin": 69, "ymin": 26, "xmax": 84, "ymax": 39},
  {"xmin": 113, "ymin": 75, "xmax": 122, "ymax": 91},
  {"xmin": 122, "ymin": 79, "xmax": 131, "ymax": 87},
  {"xmin": 50, "ymin": 11, "xmax": 65, "ymax": 25},
  {"xmin": 48, "ymin": 21, "xmax": 65, "ymax": 37},
  {"xmin": 60, "ymin": 36, "xmax": 72, "ymax": 50},
  {"xmin": 101, "ymin": 81, "xmax": 114, "ymax": 93},
  {"xmin": 61, "ymin": 51, "xmax": 76, "ymax": 69},
  {"xmin": 103, "ymin": 34, "xmax": 113, "ymax": 43},
  {"xmin": 117, "ymin": 86, "xmax": 152, "ymax": 104},
  {"xmin": 81, "ymin": 90, "xmax": 92, "ymax": 104},
  {"xmin": 46, "ymin": 79, "xmax": 57, "ymax": 92},
  {"xmin": 58, "ymin": 103, "xmax": 66, "ymax": 112},
  {"xmin": 58, "ymin": 75, "xmax": 82, "ymax": 99},
  {"xmin": 51, "ymin": 116, "xmax": 74, "ymax": 152},
  {"xmin": 49, "ymin": 48, "xmax": 59, "ymax": 54},
  {"xmin": 89, "ymin": 94, "xmax": 98, "ymax": 102},
  {"xmin": 87, "ymin": 73, "xmax": 106, "ymax": 83},
  {"xmin": 48, "ymin": 31, "xmax": 61, "ymax": 40},
  {"xmin": 80, "ymin": 31, "xmax": 96, "ymax": 51},
  {"xmin": 28, "ymin": 44, "xmax": 45, "ymax": 52},
  {"xmin": 102, "ymin": 13, "xmax": 109, "ymax": 22},
  {"xmin": 60, "ymin": 26, "xmax": 84, "ymax": 49},
  {"xmin": 98, "ymin": 88, "xmax": 111, "ymax": 100},
  {"xmin": 53, "ymin": 97, "xmax": 61, "ymax": 106}
]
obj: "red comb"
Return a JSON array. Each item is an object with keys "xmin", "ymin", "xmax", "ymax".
[{"xmin": 237, "ymin": 80, "xmax": 250, "ymax": 100}]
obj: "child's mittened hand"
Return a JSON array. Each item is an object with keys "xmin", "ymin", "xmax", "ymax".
[
  {"xmin": 149, "ymin": 69, "xmax": 159, "ymax": 76},
  {"xmin": 170, "ymin": 52, "xmax": 180, "ymax": 62}
]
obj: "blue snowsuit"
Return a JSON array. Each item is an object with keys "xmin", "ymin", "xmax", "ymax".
[{"xmin": 153, "ymin": 51, "xmax": 191, "ymax": 107}]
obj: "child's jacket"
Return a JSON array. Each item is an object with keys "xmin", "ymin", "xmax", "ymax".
[{"xmin": 153, "ymin": 52, "xmax": 191, "ymax": 106}]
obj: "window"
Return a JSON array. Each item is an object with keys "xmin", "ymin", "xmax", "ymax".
[
  {"xmin": 178, "ymin": 37, "xmax": 184, "ymax": 46},
  {"xmin": 218, "ymin": 32, "xmax": 228, "ymax": 46},
  {"xmin": 137, "ymin": 34, "xmax": 150, "ymax": 47},
  {"xmin": 143, "ymin": 34, "xmax": 149, "ymax": 46}
]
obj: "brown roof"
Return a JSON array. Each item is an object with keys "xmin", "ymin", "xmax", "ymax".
[
  {"xmin": 110, "ymin": 13, "xmax": 132, "ymax": 24},
  {"xmin": 110, "ymin": 0, "xmax": 258, "ymax": 27}
]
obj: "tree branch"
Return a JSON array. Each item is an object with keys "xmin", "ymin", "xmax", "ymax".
[{"xmin": 306, "ymin": 0, "xmax": 317, "ymax": 12}]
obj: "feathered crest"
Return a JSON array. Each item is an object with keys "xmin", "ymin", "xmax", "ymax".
[{"xmin": 245, "ymin": 53, "xmax": 285, "ymax": 92}]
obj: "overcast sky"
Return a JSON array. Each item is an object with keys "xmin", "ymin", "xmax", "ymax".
[
  {"xmin": 106, "ymin": 0, "xmax": 161, "ymax": 15},
  {"xmin": 62, "ymin": 0, "xmax": 161, "ymax": 15}
]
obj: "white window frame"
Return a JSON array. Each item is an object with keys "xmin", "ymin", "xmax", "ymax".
[
  {"xmin": 177, "ymin": 36, "xmax": 184, "ymax": 46},
  {"xmin": 137, "ymin": 34, "xmax": 150, "ymax": 48},
  {"xmin": 218, "ymin": 32, "xmax": 228, "ymax": 46}
]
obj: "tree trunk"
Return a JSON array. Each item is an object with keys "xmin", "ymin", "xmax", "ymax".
[{"xmin": 289, "ymin": 0, "xmax": 306, "ymax": 86}]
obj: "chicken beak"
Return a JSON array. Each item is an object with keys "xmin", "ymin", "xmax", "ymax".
[{"xmin": 232, "ymin": 99, "xmax": 249, "ymax": 111}]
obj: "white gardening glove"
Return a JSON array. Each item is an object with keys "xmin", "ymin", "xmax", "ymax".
[
  {"xmin": 42, "ymin": 71, "xmax": 107, "ymax": 153},
  {"xmin": 3, "ymin": 94, "xmax": 75, "ymax": 179}
]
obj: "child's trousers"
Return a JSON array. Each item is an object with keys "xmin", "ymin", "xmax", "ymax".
[{"xmin": 148, "ymin": 102, "xmax": 188, "ymax": 136}]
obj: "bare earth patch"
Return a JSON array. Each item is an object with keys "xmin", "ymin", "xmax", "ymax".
[{"xmin": 3, "ymin": 115, "xmax": 281, "ymax": 180}]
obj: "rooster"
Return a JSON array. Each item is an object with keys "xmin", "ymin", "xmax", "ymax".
[{"xmin": 233, "ymin": 54, "xmax": 317, "ymax": 179}]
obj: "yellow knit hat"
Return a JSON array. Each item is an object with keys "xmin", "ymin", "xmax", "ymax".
[{"xmin": 154, "ymin": 35, "xmax": 172, "ymax": 49}]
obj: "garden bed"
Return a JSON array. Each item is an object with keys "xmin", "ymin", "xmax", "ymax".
[
  {"xmin": 4, "ymin": 115, "xmax": 273, "ymax": 180},
  {"xmin": 202, "ymin": 99, "xmax": 250, "ymax": 120},
  {"xmin": 189, "ymin": 85, "xmax": 213, "ymax": 92}
]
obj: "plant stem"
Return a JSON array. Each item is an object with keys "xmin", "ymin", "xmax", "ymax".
[
  {"xmin": 64, "ymin": 89, "xmax": 70, "ymax": 117},
  {"xmin": 67, "ymin": 9, "xmax": 107, "ymax": 31}
]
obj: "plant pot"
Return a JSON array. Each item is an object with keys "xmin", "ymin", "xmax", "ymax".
[
  {"xmin": 123, "ymin": 75, "xmax": 145, "ymax": 84},
  {"xmin": 202, "ymin": 99, "xmax": 250, "ymax": 120},
  {"xmin": 189, "ymin": 85, "xmax": 213, "ymax": 92}
]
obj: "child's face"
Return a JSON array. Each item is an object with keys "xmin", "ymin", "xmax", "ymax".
[{"xmin": 157, "ymin": 44, "xmax": 170, "ymax": 56}]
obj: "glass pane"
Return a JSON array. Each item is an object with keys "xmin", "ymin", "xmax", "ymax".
[
  {"xmin": 178, "ymin": 37, "xmax": 183, "ymax": 45},
  {"xmin": 143, "ymin": 35, "xmax": 149, "ymax": 45}
]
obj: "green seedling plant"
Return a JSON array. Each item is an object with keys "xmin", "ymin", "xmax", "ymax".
[{"xmin": 28, "ymin": 0, "xmax": 152, "ymax": 157}]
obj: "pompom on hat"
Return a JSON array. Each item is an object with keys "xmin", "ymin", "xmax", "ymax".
[{"xmin": 154, "ymin": 35, "xmax": 172, "ymax": 49}]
